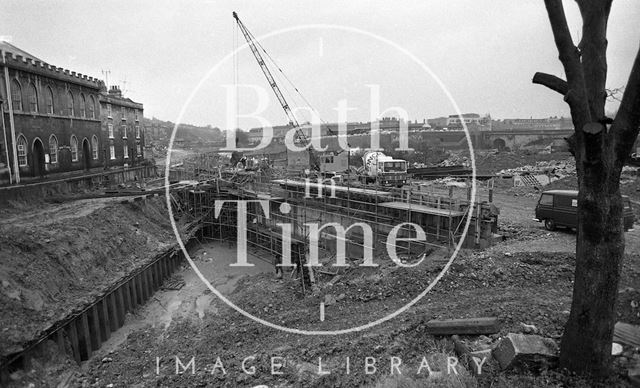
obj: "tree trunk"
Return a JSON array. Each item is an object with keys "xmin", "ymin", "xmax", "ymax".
[
  {"xmin": 533, "ymin": 0, "xmax": 640, "ymax": 376},
  {"xmin": 559, "ymin": 150, "xmax": 624, "ymax": 376}
]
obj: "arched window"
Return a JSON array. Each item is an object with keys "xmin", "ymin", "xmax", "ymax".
[
  {"xmin": 49, "ymin": 135, "xmax": 58, "ymax": 164},
  {"xmin": 67, "ymin": 91, "xmax": 74, "ymax": 116},
  {"xmin": 88, "ymin": 95, "xmax": 96, "ymax": 119},
  {"xmin": 45, "ymin": 86, "xmax": 54, "ymax": 114},
  {"xmin": 70, "ymin": 135, "xmax": 78, "ymax": 161},
  {"xmin": 91, "ymin": 135, "xmax": 98, "ymax": 160},
  {"xmin": 79, "ymin": 93, "xmax": 86, "ymax": 117},
  {"xmin": 16, "ymin": 135, "xmax": 27, "ymax": 166},
  {"xmin": 11, "ymin": 80, "xmax": 22, "ymax": 111},
  {"xmin": 27, "ymin": 83, "xmax": 38, "ymax": 112}
]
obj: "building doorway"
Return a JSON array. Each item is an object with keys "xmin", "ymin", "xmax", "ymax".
[
  {"xmin": 32, "ymin": 138, "xmax": 45, "ymax": 178},
  {"xmin": 82, "ymin": 139, "xmax": 91, "ymax": 171}
]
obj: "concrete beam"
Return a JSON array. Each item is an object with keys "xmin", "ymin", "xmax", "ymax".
[{"xmin": 425, "ymin": 317, "xmax": 500, "ymax": 336}]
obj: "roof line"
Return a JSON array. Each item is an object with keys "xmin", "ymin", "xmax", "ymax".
[{"xmin": 0, "ymin": 41, "xmax": 45, "ymax": 63}]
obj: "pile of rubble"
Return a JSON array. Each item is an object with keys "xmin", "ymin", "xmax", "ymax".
[
  {"xmin": 496, "ymin": 159, "xmax": 576, "ymax": 178},
  {"xmin": 437, "ymin": 152, "xmax": 471, "ymax": 167}
]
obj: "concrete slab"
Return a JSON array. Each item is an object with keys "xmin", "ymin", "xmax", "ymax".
[{"xmin": 492, "ymin": 333, "xmax": 558, "ymax": 370}]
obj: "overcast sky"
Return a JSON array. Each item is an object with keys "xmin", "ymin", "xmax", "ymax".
[{"xmin": 2, "ymin": 0, "xmax": 639, "ymax": 129}]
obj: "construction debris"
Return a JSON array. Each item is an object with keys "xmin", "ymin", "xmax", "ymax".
[
  {"xmin": 425, "ymin": 317, "xmax": 500, "ymax": 335},
  {"xmin": 495, "ymin": 159, "xmax": 578, "ymax": 188},
  {"xmin": 496, "ymin": 159, "xmax": 576, "ymax": 177},
  {"xmin": 492, "ymin": 333, "xmax": 558, "ymax": 370},
  {"xmin": 614, "ymin": 322, "xmax": 640, "ymax": 348},
  {"xmin": 160, "ymin": 275, "xmax": 185, "ymax": 291},
  {"xmin": 629, "ymin": 360, "xmax": 640, "ymax": 386},
  {"xmin": 612, "ymin": 342, "xmax": 623, "ymax": 356}
]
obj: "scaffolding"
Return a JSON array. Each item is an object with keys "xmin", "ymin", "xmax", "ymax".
[{"xmin": 168, "ymin": 173, "xmax": 495, "ymax": 283}]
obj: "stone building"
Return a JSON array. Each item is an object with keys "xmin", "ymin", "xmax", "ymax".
[
  {"xmin": 0, "ymin": 41, "xmax": 103, "ymax": 183},
  {"xmin": 98, "ymin": 85, "xmax": 144, "ymax": 168}
]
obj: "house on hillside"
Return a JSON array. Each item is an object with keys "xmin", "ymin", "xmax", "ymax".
[{"xmin": 99, "ymin": 85, "xmax": 144, "ymax": 168}]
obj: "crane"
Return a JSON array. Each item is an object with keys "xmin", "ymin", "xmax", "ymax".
[{"xmin": 232, "ymin": 11, "xmax": 320, "ymax": 172}]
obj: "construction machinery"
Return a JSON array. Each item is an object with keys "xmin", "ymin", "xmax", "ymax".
[
  {"xmin": 361, "ymin": 151, "xmax": 408, "ymax": 186},
  {"xmin": 232, "ymin": 11, "xmax": 320, "ymax": 172}
]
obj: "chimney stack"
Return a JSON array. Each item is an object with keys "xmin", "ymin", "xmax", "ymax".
[{"xmin": 108, "ymin": 85, "xmax": 122, "ymax": 98}]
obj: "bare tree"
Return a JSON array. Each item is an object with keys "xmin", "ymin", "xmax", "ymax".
[{"xmin": 532, "ymin": 0, "xmax": 640, "ymax": 376}]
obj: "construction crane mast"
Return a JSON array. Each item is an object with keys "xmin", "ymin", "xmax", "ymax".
[{"xmin": 232, "ymin": 11, "xmax": 319, "ymax": 171}]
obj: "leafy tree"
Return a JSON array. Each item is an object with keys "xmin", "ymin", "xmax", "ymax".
[{"xmin": 533, "ymin": 0, "xmax": 640, "ymax": 376}]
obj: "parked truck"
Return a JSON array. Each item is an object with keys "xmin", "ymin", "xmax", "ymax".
[{"xmin": 361, "ymin": 151, "xmax": 408, "ymax": 186}]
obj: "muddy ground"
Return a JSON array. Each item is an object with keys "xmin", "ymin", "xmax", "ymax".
[
  {"xmin": 66, "ymin": 190, "xmax": 639, "ymax": 388},
  {"xmin": 2, "ymin": 160, "xmax": 640, "ymax": 387}
]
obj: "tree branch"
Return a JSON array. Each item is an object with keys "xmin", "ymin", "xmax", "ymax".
[
  {"xmin": 532, "ymin": 72, "xmax": 568, "ymax": 95},
  {"xmin": 543, "ymin": 0, "xmax": 591, "ymax": 127},
  {"xmin": 544, "ymin": 0, "xmax": 582, "ymax": 86},
  {"xmin": 612, "ymin": 46, "xmax": 640, "ymax": 165},
  {"xmin": 576, "ymin": 0, "xmax": 612, "ymax": 120}
]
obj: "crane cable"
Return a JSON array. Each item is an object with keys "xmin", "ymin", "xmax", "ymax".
[
  {"xmin": 233, "ymin": 20, "xmax": 239, "ymax": 131},
  {"xmin": 239, "ymin": 23, "xmax": 305, "ymax": 126},
  {"xmin": 234, "ymin": 13, "xmax": 350, "ymax": 163},
  {"xmin": 255, "ymin": 43, "xmax": 349, "ymax": 145},
  {"xmin": 257, "ymin": 41, "xmax": 320, "ymax": 122},
  {"xmin": 256, "ymin": 41, "xmax": 351, "ymax": 151}
]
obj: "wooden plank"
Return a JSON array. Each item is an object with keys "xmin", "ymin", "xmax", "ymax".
[
  {"xmin": 109, "ymin": 292, "xmax": 120, "ymax": 331},
  {"xmin": 143, "ymin": 271, "xmax": 151, "ymax": 301},
  {"xmin": 157, "ymin": 259, "xmax": 163, "ymax": 283},
  {"xmin": 117, "ymin": 287, "xmax": 126, "ymax": 325},
  {"xmin": 160, "ymin": 256, "xmax": 166, "ymax": 281},
  {"xmin": 158, "ymin": 260, "xmax": 164, "ymax": 284},
  {"xmin": 150, "ymin": 263, "xmax": 157, "ymax": 290},
  {"xmin": 149, "ymin": 263, "xmax": 159, "ymax": 294},
  {"xmin": 144, "ymin": 267, "xmax": 151, "ymax": 295},
  {"xmin": 130, "ymin": 276, "xmax": 139, "ymax": 307},
  {"xmin": 137, "ymin": 273, "xmax": 146, "ymax": 303},
  {"xmin": 99, "ymin": 299, "xmax": 111, "ymax": 341},
  {"xmin": 147, "ymin": 266, "xmax": 155, "ymax": 294},
  {"xmin": 614, "ymin": 322, "xmax": 640, "ymax": 348},
  {"xmin": 89, "ymin": 305, "xmax": 102, "ymax": 350},
  {"xmin": 122, "ymin": 282, "xmax": 131, "ymax": 313},
  {"xmin": 55, "ymin": 329, "xmax": 66, "ymax": 354},
  {"xmin": 68, "ymin": 320, "xmax": 81, "ymax": 364},
  {"xmin": 142, "ymin": 271, "xmax": 150, "ymax": 301},
  {"xmin": 79, "ymin": 312, "xmax": 92, "ymax": 360},
  {"xmin": 425, "ymin": 317, "xmax": 500, "ymax": 335}
]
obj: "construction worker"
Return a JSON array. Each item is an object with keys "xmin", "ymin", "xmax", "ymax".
[{"xmin": 274, "ymin": 252, "xmax": 283, "ymax": 279}]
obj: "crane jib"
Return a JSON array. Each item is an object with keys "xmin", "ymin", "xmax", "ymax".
[{"xmin": 233, "ymin": 11, "xmax": 322, "ymax": 169}]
